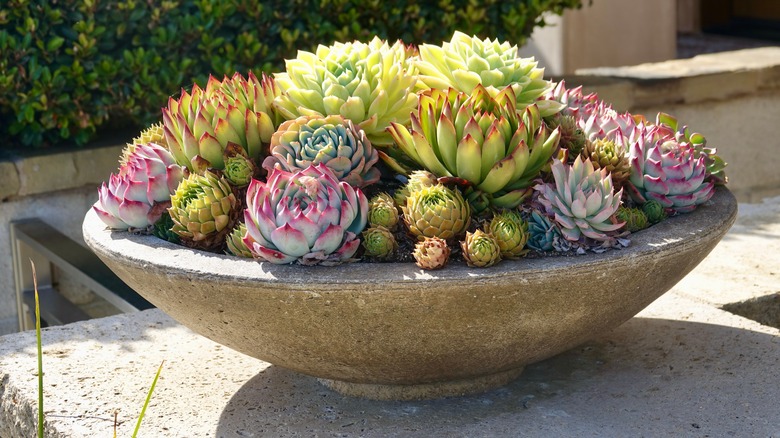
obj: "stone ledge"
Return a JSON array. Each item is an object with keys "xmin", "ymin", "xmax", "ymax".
[
  {"xmin": 575, "ymin": 47, "xmax": 780, "ymax": 109},
  {"xmin": 0, "ymin": 145, "xmax": 122, "ymax": 202}
]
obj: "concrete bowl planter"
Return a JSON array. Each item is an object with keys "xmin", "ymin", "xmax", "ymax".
[{"xmin": 83, "ymin": 187, "xmax": 737, "ymax": 400}]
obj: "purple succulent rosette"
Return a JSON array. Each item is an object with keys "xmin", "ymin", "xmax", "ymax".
[
  {"xmin": 93, "ymin": 143, "xmax": 184, "ymax": 230},
  {"xmin": 243, "ymin": 163, "xmax": 368, "ymax": 265}
]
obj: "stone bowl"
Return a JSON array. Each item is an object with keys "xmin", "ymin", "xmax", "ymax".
[{"xmin": 83, "ymin": 187, "xmax": 737, "ymax": 400}]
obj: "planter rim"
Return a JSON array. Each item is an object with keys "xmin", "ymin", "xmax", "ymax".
[{"xmin": 83, "ymin": 187, "xmax": 738, "ymax": 287}]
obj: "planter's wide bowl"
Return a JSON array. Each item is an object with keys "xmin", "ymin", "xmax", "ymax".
[{"xmin": 84, "ymin": 187, "xmax": 737, "ymax": 400}]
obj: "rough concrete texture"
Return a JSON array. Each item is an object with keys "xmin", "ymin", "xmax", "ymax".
[
  {"xmin": 0, "ymin": 161, "xmax": 21, "ymax": 201},
  {"xmin": 0, "ymin": 187, "xmax": 99, "ymax": 330},
  {"xmin": 82, "ymin": 189, "xmax": 736, "ymax": 396},
  {"xmin": 1, "ymin": 197, "xmax": 779, "ymax": 437}
]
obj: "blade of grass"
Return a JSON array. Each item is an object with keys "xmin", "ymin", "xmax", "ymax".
[
  {"xmin": 31, "ymin": 260, "xmax": 44, "ymax": 438},
  {"xmin": 131, "ymin": 360, "xmax": 164, "ymax": 438}
]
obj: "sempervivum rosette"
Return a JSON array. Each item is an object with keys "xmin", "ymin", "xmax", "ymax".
[
  {"xmin": 627, "ymin": 125, "xmax": 715, "ymax": 213},
  {"xmin": 389, "ymin": 86, "xmax": 560, "ymax": 209},
  {"xmin": 535, "ymin": 156, "xmax": 624, "ymax": 243},
  {"xmin": 273, "ymin": 37, "xmax": 418, "ymax": 146},
  {"xmin": 262, "ymin": 115, "xmax": 380, "ymax": 188},
  {"xmin": 93, "ymin": 143, "xmax": 185, "ymax": 230},
  {"xmin": 243, "ymin": 164, "xmax": 368, "ymax": 265},
  {"xmin": 416, "ymin": 31, "xmax": 560, "ymax": 116},
  {"xmin": 163, "ymin": 72, "xmax": 280, "ymax": 173}
]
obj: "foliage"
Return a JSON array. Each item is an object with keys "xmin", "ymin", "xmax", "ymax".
[{"xmin": 0, "ymin": 0, "xmax": 585, "ymax": 150}]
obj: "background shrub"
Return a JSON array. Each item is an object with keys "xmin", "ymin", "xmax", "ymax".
[{"xmin": 0, "ymin": 0, "xmax": 584, "ymax": 150}]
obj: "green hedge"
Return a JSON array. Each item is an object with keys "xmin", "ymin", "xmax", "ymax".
[{"xmin": 0, "ymin": 0, "xmax": 584, "ymax": 150}]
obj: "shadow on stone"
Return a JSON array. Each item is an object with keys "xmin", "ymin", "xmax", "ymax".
[
  {"xmin": 215, "ymin": 317, "xmax": 780, "ymax": 437},
  {"xmin": 722, "ymin": 292, "xmax": 780, "ymax": 330}
]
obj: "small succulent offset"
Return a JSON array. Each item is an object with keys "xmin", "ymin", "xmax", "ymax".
[
  {"xmin": 615, "ymin": 206, "xmax": 649, "ymax": 233},
  {"xmin": 367, "ymin": 193, "xmax": 400, "ymax": 230},
  {"xmin": 642, "ymin": 200, "xmax": 667, "ymax": 224},
  {"xmin": 393, "ymin": 170, "xmax": 439, "ymax": 207},
  {"xmin": 526, "ymin": 210, "xmax": 563, "ymax": 252},
  {"xmin": 243, "ymin": 164, "xmax": 368, "ymax": 265},
  {"xmin": 487, "ymin": 210, "xmax": 529, "ymax": 258},
  {"xmin": 263, "ymin": 115, "xmax": 380, "ymax": 188},
  {"xmin": 413, "ymin": 237, "xmax": 451, "ymax": 270},
  {"xmin": 461, "ymin": 230, "xmax": 502, "ymax": 268},
  {"xmin": 226, "ymin": 223, "xmax": 253, "ymax": 258},
  {"xmin": 94, "ymin": 143, "xmax": 185, "ymax": 231},
  {"xmin": 535, "ymin": 156, "xmax": 624, "ymax": 243},
  {"xmin": 582, "ymin": 138, "xmax": 631, "ymax": 189},
  {"xmin": 402, "ymin": 184, "xmax": 471, "ymax": 241},
  {"xmin": 168, "ymin": 171, "xmax": 239, "ymax": 252},
  {"xmin": 362, "ymin": 226, "xmax": 397, "ymax": 259}
]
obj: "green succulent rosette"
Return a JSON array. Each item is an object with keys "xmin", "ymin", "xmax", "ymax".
[
  {"xmin": 168, "ymin": 170, "xmax": 239, "ymax": 252},
  {"xmin": 389, "ymin": 86, "xmax": 560, "ymax": 209},
  {"xmin": 368, "ymin": 193, "xmax": 399, "ymax": 229},
  {"xmin": 263, "ymin": 115, "xmax": 380, "ymax": 188},
  {"xmin": 487, "ymin": 210, "xmax": 530, "ymax": 258},
  {"xmin": 615, "ymin": 206, "xmax": 649, "ymax": 233},
  {"xmin": 642, "ymin": 200, "xmax": 667, "ymax": 224},
  {"xmin": 226, "ymin": 223, "xmax": 253, "ymax": 258},
  {"xmin": 461, "ymin": 229, "xmax": 502, "ymax": 268},
  {"xmin": 362, "ymin": 226, "xmax": 397, "ymax": 259},
  {"xmin": 393, "ymin": 170, "xmax": 439, "ymax": 207},
  {"xmin": 402, "ymin": 184, "xmax": 471, "ymax": 241},
  {"xmin": 273, "ymin": 37, "xmax": 418, "ymax": 146},
  {"xmin": 162, "ymin": 72, "xmax": 280, "ymax": 173},
  {"xmin": 416, "ymin": 31, "xmax": 562, "ymax": 116}
]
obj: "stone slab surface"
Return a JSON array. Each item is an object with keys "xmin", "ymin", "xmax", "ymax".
[{"xmin": 1, "ymin": 196, "xmax": 779, "ymax": 437}]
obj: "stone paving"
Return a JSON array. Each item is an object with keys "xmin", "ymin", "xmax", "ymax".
[{"xmin": 1, "ymin": 196, "xmax": 779, "ymax": 437}]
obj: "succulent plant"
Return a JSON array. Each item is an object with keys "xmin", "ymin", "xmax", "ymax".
[
  {"xmin": 121, "ymin": 123, "xmax": 167, "ymax": 166},
  {"xmin": 168, "ymin": 170, "xmax": 239, "ymax": 251},
  {"xmin": 627, "ymin": 125, "xmax": 715, "ymax": 213},
  {"xmin": 535, "ymin": 156, "xmax": 624, "ymax": 243},
  {"xmin": 402, "ymin": 184, "xmax": 471, "ymax": 241},
  {"xmin": 223, "ymin": 143, "xmax": 258, "ymax": 187},
  {"xmin": 461, "ymin": 230, "xmax": 502, "ymax": 268},
  {"xmin": 263, "ymin": 115, "xmax": 380, "ymax": 188},
  {"xmin": 546, "ymin": 81, "xmax": 600, "ymax": 120},
  {"xmin": 412, "ymin": 237, "xmax": 451, "ymax": 270},
  {"xmin": 367, "ymin": 193, "xmax": 400, "ymax": 230},
  {"xmin": 273, "ymin": 37, "xmax": 418, "ymax": 146},
  {"xmin": 582, "ymin": 138, "xmax": 631, "ymax": 189},
  {"xmin": 388, "ymin": 86, "xmax": 561, "ymax": 209},
  {"xmin": 546, "ymin": 113, "xmax": 586, "ymax": 158},
  {"xmin": 655, "ymin": 112, "xmax": 727, "ymax": 185},
  {"xmin": 416, "ymin": 31, "xmax": 560, "ymax": 116},
  {"xmin": 162, "ymin": 72, "xmax": 279, "ymax": 173},
  {"xmin": 226, "ymin": 223, "xmax": 253, "ymax": 258},
  {"xmin": 243, "ymin": 164, "xmax": 368, "ymax": 265},
  {"xmin": 642, "ymin": 200, "xmax": 667, "ymax": 224},
  {"xmin": 393, "ymin": 170, "xmax": 438, "ymax": 207},
  {"xmin": 151, "ymin": 212, "xmax": 180, "ymax": 244},
  {"xmin": 526, "ymin": 210, "xmax": 562, "ymax": 252},
  {"xmin": 615, "ymin": 206, "xmax": 649, "ymax": 233},
  {"xmin": 362, "ymin": 226, "xmax": 397, "ymax": 259},
  {"xmin": 487, "ymin": 210, "xmax": 530, "ymax": 258},
  {"xmin": 93, "ymin": 143, "xmax": 185, "ymax": 231}
]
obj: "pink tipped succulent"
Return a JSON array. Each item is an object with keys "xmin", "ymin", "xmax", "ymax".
[
  {"xmin": 243, "ymin": 163, "xmax": 368, "ymax": 265},
  {"xmin": 627, "ymin": 125, "xmax": 714, "ymax": 213},
  {"xmin": 534, "ymin": 156, "xmax": 624, "ymax": 243},
  {"xmin": 93, "ymin": 143, "xmax": 185, "ymax": 230}
]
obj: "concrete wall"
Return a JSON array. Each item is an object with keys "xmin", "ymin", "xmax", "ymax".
[
  {"xmin": 0, "ymin": 145, "xmax": 122, "ymax": 334},
  {"xmin": 520, "ymin": 0, "xmax": 678, "ymax": 75}
]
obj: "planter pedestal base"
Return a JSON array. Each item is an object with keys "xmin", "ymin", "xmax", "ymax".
[{"xmin": 318, "ymin": 367, "xmax": 526, "ymax": 400}]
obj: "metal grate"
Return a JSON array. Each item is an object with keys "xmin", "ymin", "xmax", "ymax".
[{"xmin": 11, "ymin": 218, "xmax": 153, "ymax": 330}]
